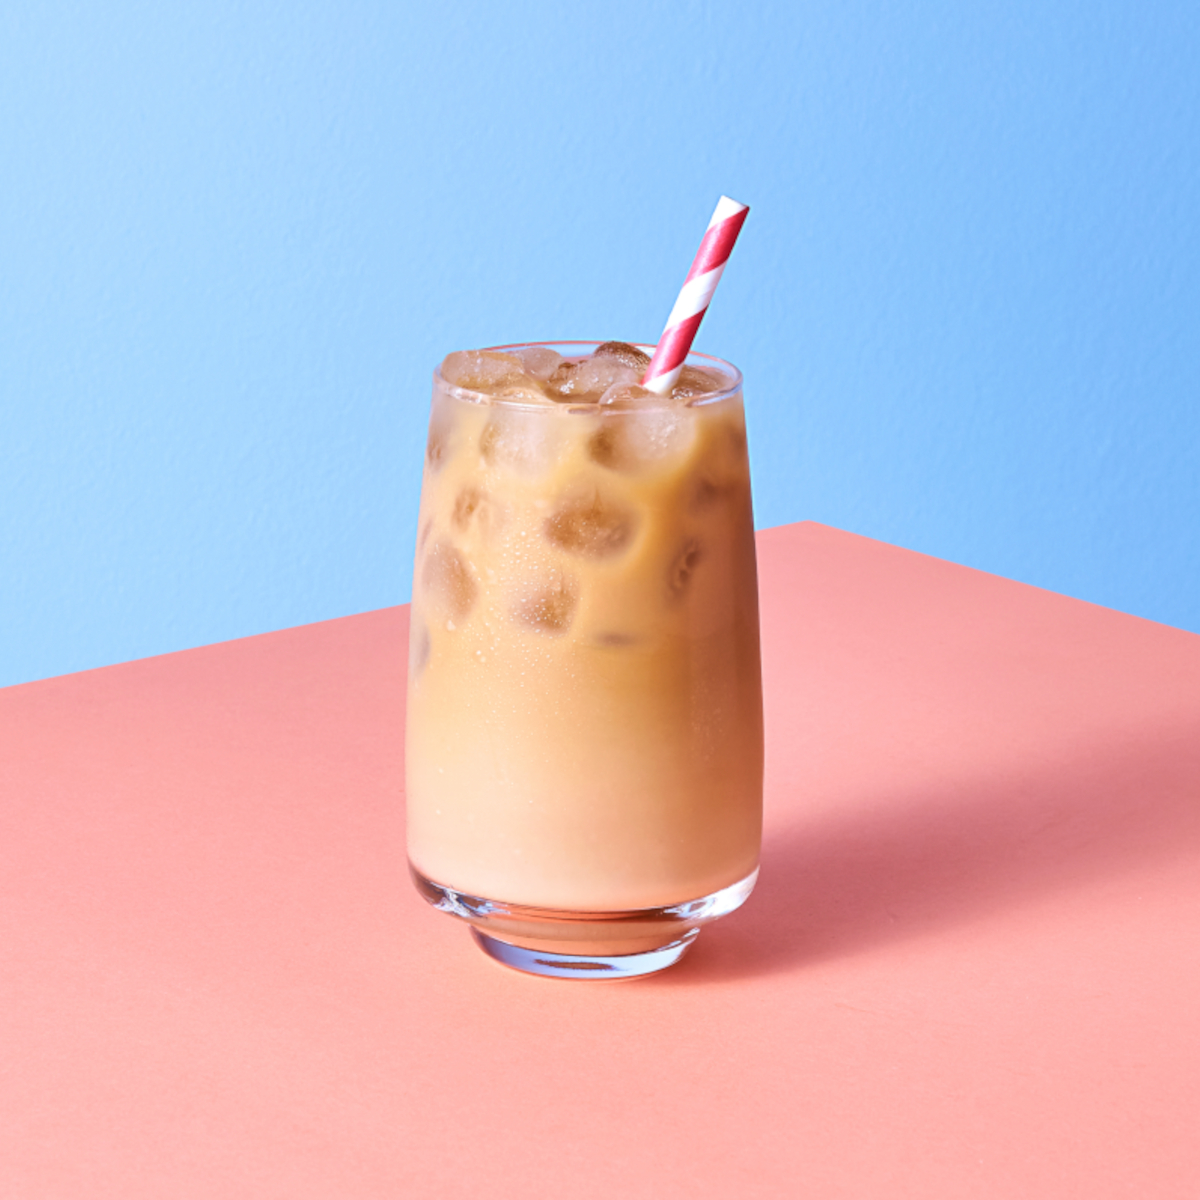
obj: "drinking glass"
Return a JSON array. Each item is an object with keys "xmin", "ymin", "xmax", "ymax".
[{"xmin": 406, "ymin": 343, "xmax": 763, "ymax": 978}]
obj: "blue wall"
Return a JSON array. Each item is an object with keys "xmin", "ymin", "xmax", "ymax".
[{"xmin": 2, "ymin": 1, "xmax": 1197, "ymax": 688}]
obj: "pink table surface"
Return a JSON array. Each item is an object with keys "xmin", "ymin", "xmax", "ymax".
[{"xmin": 3, "ymin": 521, "xmax": 1199, "ymax": 1199}]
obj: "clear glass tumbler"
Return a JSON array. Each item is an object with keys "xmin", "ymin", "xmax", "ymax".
[{"xmin": 406, "ymin": 343, "xmax": 763, "ymax": 978}]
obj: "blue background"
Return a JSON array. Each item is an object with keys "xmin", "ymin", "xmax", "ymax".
[{"xmin": 2, "ymin": 1, "xmax": 1198, "ymax": 689}]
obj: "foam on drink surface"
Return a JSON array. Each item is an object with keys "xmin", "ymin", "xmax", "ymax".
[{"xmin": 407, "ymin": 343, "xmax": 762, "ymax": 911}]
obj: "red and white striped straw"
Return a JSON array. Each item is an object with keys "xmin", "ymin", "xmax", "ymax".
[{"xmin": 641, "ymin": 195, "xmax": 749, "ymax": 395}]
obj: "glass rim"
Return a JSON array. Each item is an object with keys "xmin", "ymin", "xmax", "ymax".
[{"xmin": 432, "ymin": 341, "xmax": 744, "ymax": 411}]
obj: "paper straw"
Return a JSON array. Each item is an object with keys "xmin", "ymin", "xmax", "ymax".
[{"xmin": 641, "ymin": 196, "xmax": 749, "ymax": 395}]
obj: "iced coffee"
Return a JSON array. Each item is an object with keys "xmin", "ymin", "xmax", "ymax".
[{"xmin": 406, "ymin": 341, "xmax": 763, "ymax": 977}]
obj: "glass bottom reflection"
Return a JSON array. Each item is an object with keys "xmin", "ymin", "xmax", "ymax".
[{"xmin": 411, "ymin": 863, "xmax": 758, "ymax": 981}]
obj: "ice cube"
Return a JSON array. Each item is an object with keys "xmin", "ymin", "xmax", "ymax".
[
  {"xmin": 688, "ymin": 418, "xmax": 749, "ymax": 508},
  {"xmin": 441, "ymin": 350, "xmax": 526, "ymax": 394},
  {"xmin": 422, "ymin": 539, "xmax": 477, "ymax": 621},
  {"xmin": 689, "ymin": 476, "xmax": 724, "ymax": 511},
  {"xmin": 493, "ymin": 382, "xmax": 552, "ymax": 404},
  {"xmin": 544, "ymin": 488, "xmax": 637, "ymax": 559},
  {"xmin": 425, "ymin": 404, "xmax": 456, "ymax": 472},
  {"xmin": 452, "ymin": 486, "xmax": 481, "ymax": 530},
  {"xmin": 593, "ymin": 341, "xmax": 651, "ymax": 373},
  {"xmin": 546, "ymin": 355, "xmax": 639, "ymax": 404},
  {"xmin": 671, "ymin": 364, "xmax": 732, "ymax": 401},
  {"xmin": 512, "ymin": 346, "xmax": 563, "ymax": 380},
  {"xmin": 545, "ymin": 359, "xmax": 580, "ymax": 401},
  {"xmin": 587, "ymin": 424, "xmax": 621, "ymax": 470},
  {"xmin": 451, "ymin": 485, "xmax": 506, "ymax": 540},
  {"xmin": 479, "ymin": 408, "xmax": 559, "ymax": 475},
  {"xmin": 598, "ymin": 382, "xmax": 656, "ymax": 407},
  {"xmin": 544, "ymin": 359, "xmax": 605, "ymax": 402},
  {"xmin": 714, "ymin": 419, "xmax": 748, "ymax": 474},
  {"xmin": 587, "ymin": 409, "xmax": 692, "ymax": 473},
  {"xmin": 512, "ymin": 570, "xmax": 579, "ymax": 635},
  {"xmin": 667, "ymin": 538, "xmax": 703, "ymax": 599},
  {"xmin": 573, "ymin": 355, "xmax": 640, "ymax": 396}
]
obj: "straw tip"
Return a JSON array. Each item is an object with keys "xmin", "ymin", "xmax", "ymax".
[{"xmin": 714, "ymin": 196, "xmax": 749, "ymax": 222}]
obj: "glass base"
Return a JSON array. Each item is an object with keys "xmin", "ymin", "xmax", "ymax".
[
  {"xmin": 471, "ymin": 926, "xmax": 700, "ymax": 979},
  {"xmin": 410, "ymin": 863, "xmax": 758, "ymax": 980}
]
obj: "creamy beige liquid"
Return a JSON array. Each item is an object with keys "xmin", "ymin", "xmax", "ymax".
[{"xmin": 406, "ymin": 344, "xmax": 763, "ymax": 911}]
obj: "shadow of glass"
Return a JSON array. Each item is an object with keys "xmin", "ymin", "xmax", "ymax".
[{"xmin": 661, "ymin": 716, "xmax": 1200, "ymax": 984}]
